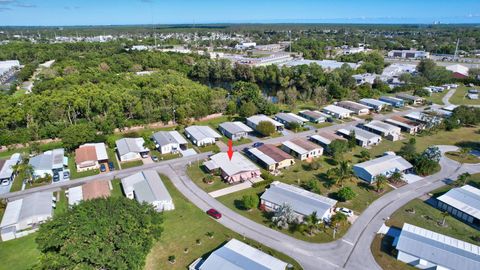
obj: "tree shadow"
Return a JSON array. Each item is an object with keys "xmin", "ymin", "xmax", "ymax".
[
  {"xmin": 357, "ymin": 181, "xmax": 374, "ymax": 192},
  {"xmin": 324, "ymin": 157, "xmax": 338, "ymax": 166},
  {"xmin": 455, "ymin": 141, "xmax": 480, "ymax": 150},
  {"xmin": 233, "ymin": 199, "xmax": 247, "ymax": 211}
]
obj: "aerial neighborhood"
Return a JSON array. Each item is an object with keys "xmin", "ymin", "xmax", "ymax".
[{"xmin": 0, "ymin": 10, "xmax": 480, "ymax": 270}]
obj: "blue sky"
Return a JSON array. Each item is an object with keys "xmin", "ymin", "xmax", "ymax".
[{"xmin": 1, "ymin": 0, "xmax": 480, "ymax": 26}]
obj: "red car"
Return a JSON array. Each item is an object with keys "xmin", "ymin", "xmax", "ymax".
[{"xmin": 206, "ymin": 208, "xmax": 222, "ymax": 219}]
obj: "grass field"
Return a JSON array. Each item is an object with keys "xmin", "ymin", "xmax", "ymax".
[
  {"xmin": 220, "ymin": 137, "xmax": 252, "ymax": 146},
  {"xmin": 426, "ymin": 91, "xmax": 448, "ymax": 105},
  {"xmin": 449, "ymin": 85, "xmax": 480, "ymax": 106},
  {"xmin": 371, "ymin": 235, "xmax": 416, "ymax": 270},
  {"xmin": 0, "ymin": 234, "xmax": 41, "ymax": 270},
  {"xmin": 194, "ymin": 143, "xmax": 220, "ymax": 153},
  {"xmin": 145, "ymin": 174, "xmax": 302, "ymax": 270},
  {"xmin": 121, "ymin": 159, "xmax": 144, "ymax": 169},
  {"xmin": 67, "ymin": 154, "xmax": 100, "ymax": 179},
  {"xmin": 186, "ymin": 164, "xmax": 230, "ymax": 193},
  {"xmin": 445, "ymin": 151, "xmax": 479, "ymax": 164},
  {"xmin": 0, "ymin": 141, "xmax": 64, "ymax": 159}
]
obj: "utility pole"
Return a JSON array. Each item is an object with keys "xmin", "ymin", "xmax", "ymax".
[
  {"xmin": 289, "ymin": 30, "xmax": 292, "ymax": 53},
  {"xmin": 453, "ymin": 38, "xmax": 460, "ymax": 61}
]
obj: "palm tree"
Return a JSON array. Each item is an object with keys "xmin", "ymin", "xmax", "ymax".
[
  {"xmin": 375, "ymin": 175, "xmax": 388, "ymax": 192},
  {"xmin": 458, "ymin": 172, "xmax": 471, "ymax": 186},
  {"xmin": 441, "ymin": 211, "xmax": 449, "ymax": 226},
  {"xmin": 330, "ymin": 212, "xmax": 348, "ymax": 238},
  {"xmin": 459, "ymin": 147, "xmax": 471, "ymax": 158},
  {"xmin": 326, "ymin": 168, "xmax": 339, "ymax": 187},
  {"xmin": 337, "ymin": 161, "xmax": 355, "ymax": 187},
  {"xmin": 389, "ymin": 171, "xmax": 403, "ymax": 184},
  {"xmin": 304, "ymin": 211, "xmax": 319, "ymax": 235},
  {"xmin": 359, "ymin": 150, "xmax": 370, "ymax": 162}
]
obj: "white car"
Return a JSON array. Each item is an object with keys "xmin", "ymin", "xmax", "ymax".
[
  {"xmin": 1, "ymin": 179, "xmax": 10, "ymax": 186},
  {"xmin": 336, "ymin": 207, "xmax": 353, "ymax": 217}
]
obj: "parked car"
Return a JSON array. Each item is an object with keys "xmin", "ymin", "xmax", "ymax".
[
  {"xmin": 100, "ymin": 164, "xmax": 107, "ymax": 172},
  {"xmin": 63, "ymin": 171, "xmax": 70, "ymax": 180},
  {"xmin": 206, "ymin": 208, "xmax": 222, "ymax": 219},
  {"xmin": 151, "ymin": 155, "xmax": 159, "ymax": 162},
  {"xmin": 253, "ymin": 142, "xmax": 264, "ymax": 148},
  {"xmin": 1, "ymin": 179, "xmax": 10, "ymax": 186},
  {"xmin": 140, "ymin": 152, "xmax": 149, "ymax": 158},
  {"xmin": 108, "ymin": 162, "xmax": 115, "ymax": 171},
  {"xmin": 335, "ymin": 207, "xmax": 353, "ymax": 217},
  {"xmin": 53, "ymin": 173, "xmax": 60, "ymax": 182}
]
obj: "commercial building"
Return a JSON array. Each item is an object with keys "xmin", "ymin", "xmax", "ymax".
[
  {"xmin": 74, "ymin": 143, "xmax": 108, "ymax": 171},
  {"xmin": 247, "ymin": 144, "xmax": 295, "ymax": 172},
  {"xmin": 189, "ymin": 238, "xmax": 288, "ymax": 270},
  {"xmin": 115, "ymin": 138, "xmax": 149, "ymax": 162},
  {"xmin": 381, "ymin": 63, "xmax": 417, "ymax": 78},
  {"xmin": 67, "ymin": 180, "xmax": 111, "ymax": 206},
  {"xmin": 436, "ymin": 185, "xmax": 480, "ymax": 227},
  {"xmin": 362, "ymin": 120, "xmax": 402, "ymax": 141},
  {"xmin": 387, "ymin": 49, "xmax": 430, "ymax": 59},
  {"xmin": 309, "ymin": 132, "xmax": 346, "ymax": 149},
  {"xmin": 29, "ymin": 148, "xmax": 68, "ymax": 180},
  {"xmin": 235, "ymin": 42, "xmax": 257, "ymax": 50},
  {"xmin": 446, "ymin": 64, "xmax": 469, "ymax": 79},
  {"xmin": 322, "ymin": 105, "xmax": 353, "ymax": 119},
  {"xmin": 359, "ymin": 98, "xmax": 390, "ymax": 112},
  {"xmin": 337, "ymin": 101, "xmax": 372, "ymax": 115},
  {"xmin": 298, "ymin": 110, "xmax": 330, "ymax": 123},
  {"xmin": 281, "ymin": 138, "xmax": 323, "ymax": 161},
  {"xmin": 353, "ymin": 154, "xmax": 413, "ymax": 183},
  {"xmin": 274, "ymin": 112, "xmax": 308, "ymax": 127},
  {"xmin": 203, "ymin": 152, "xmax": 261, "ymax": 184},
  {"xmin": 0, "ymin": 153, "xmax": 21, "ymax": 184},
  {"xmin": 152, "ymin": 131, "xmax": 188, "ymax": 154},
  {"xmin": 261, "ymin": 181, "xmax": 337, "ymax": 222},
  {"xmin": 395, "ymin": 93, "xmax": 425, "ymax": 106},
  {"xmin": 384, "ymin": 116, "xmax": 422, "ymax": 134},
  {"xmin": 336, "ymin": 126, "xmax": 382, "ymax": 148},
  {"xmin": 185, "ymin": 125, "xmax": 222, "ymax": 147},
  {"xmin": 379, "ymin": 96, "xmax": 404, "ymax": 108},
  {"xmin": 218, "ymin": 121, "xmax": 253, "ymax": 141},
  {"xmin": 0, "ymin": 192, "xmax": 53, "ymax": 241},
  {"xmin": 394, "ymin": 223, "xmax": 480, "ymax": 270},
  {"xmin": 246, "ymin": 114, "xmax": 284, "ymax": 132},
  {"xmin": 121, "ymin": 170, "xmax": 174, "ymax": 211}
]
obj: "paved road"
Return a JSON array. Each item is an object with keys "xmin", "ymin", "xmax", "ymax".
[
  {"xmin": 158, "ymin": 145, "xmax": 480, "ymax": 270},
  {"xmin": 442, "ymin": 87, "xmax": 480, "ymax": 108}
]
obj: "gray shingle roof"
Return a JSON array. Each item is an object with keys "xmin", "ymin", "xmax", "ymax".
[{"xmin": 396, "ymin": 223, "xmax": 480, "ymax": 270}]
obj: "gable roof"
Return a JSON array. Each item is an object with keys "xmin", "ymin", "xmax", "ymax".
[
  {"xmin": 396, "ymin": 223, "xmax": 480, "ymax": 270},
  {"xmin": 83, "ymin": 180, "xmax": 111, "ymax": 201},
  {"xmin": 206, "ymin": 152, "xmax": 259, "ymax": 177},
  {"xmin": 152, "ymin": 131, "xmax": 188, "ymax": 146},
  {"xmin": 337, "ymin": 126, "xmax": 381, "ymax": 142},
  {"xmin": 437, "ymin": 185, "xmax": 480, "ymax": 220},
  {"xmin": 310, "ymin": 132, "xmax": 345, "ymax": 145},
  {"xmin": 359, "ymin": 98, "xmax": 389, "ymax": 107},
  {"xmin": 322, "ymin": 105, "xmax": 354, "ymax": 115},
  {"xmin": 0, "ymin": 153, "xmax": 21, "ymax": 180},
  {"xmin": 249, "ymin": 144, "xmax": 293, "ymax": 166},
  {"xmin": 198, "ymin": 239, "xmax": 288, "ymax": 270},
  {"xmin": 219, "ymin": 122, "xmax": 253, "ymax": 135},
  {"xmin": 275, "ymin": 113, "xmax": 308, "ymax": 124},
  {"xmin": 299, "ymin": 110, "xmax": 330, "ymax": 120},
  {"xmin": 261, "ymin": 181, "xmax": 337, "ymax": 218},
  {"xmin": 75, "ymin": 145, "xmax": 97, "ymax": 165},
  {"xmin": 121, "ymin": 170, "xmax": 172, "ymax": 204},
  {"xmin": 282, "ymin": 138, "xmax": 322, "ymax": 155},
  {"xmin": 116, "ymin": 138, "xmax": 148, "ymax": 156},
  {"xmin": 29, "ymin": 148, "xmax": 65, "ymax": 171},
  {"xmin": 185, "ymin": 125, "xmax": 222, "ymax": 141},
  {"xmin": 364, "ymin": 120, "xmax": 401, "ymax": 134},
  {"xmin": 0, "ymin": 192, "xmax": 52, "ymax": 229},
  {"xmin": 354, "ymin": 154, "xmax": 412, "ymax": 177},
  {"xmin": 246, "ymin": 115, "xmax": 284, "ymax": 127}
]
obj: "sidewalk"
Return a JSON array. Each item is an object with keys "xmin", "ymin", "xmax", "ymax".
[{"xmin": 208, "ymin": 177, "xmax": 263, "ymax": 198}]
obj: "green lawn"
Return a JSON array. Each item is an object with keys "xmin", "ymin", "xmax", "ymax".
[
  {"xmin": 121, "ymin": 160, "xmax": 144, "ymax": 169},
  {"xmin": 445, "ymin": 151, "xmax": 479, "ymax": 164},
  {"xmin": 371, "ymin": 235, "xmax": 416, "ymax": 270},
  {"xmin": 310, "ymin": 122, "xmax": 333, "ymax": 129},
  {"xmin": 0, "ymin": 234, "xmax": 41, "ymax": 270},
  {"xmin": 150, "ymin": 149, "xmax": 182, "ymax": 161},
  {"xmin": 426, "ymin": 91, "xmax": 448, "ymax": 105},
  {"xmin": 111, "ymin": 179, "xmax": 124, "ymax": 197},
  {"xmin": 54, "ymin": 190, "xmax": 68, "ymax": 216},
  {"xmin": 220, "ymin": 137, "xmax": 252, "ymax": 146},
  {"xmin": 145, "ymin": 174, "xmax": 302, "ymax": 270},
  {"xmin": 106, "ymin": 148, "xmax": 120, "ymax": 170},
  {"xmin": 0, "ymin": 141, "xmax": 64, "ymax": 159},
  {"xmin": 449, "ymin": 85, "xmax": 480, "ymax": 106},
  {"xmin": 67, "ymin": 154, "xmax": 100, "ymax": 179},
  {"xmin": 194, "ymin": 144, "xmax": 220, "ymax": 153},
  {"xmin": 186, "ymin": 164, "xmax": 230, "ymax": 193},
  {"xmin": 10, "ymin": 174, "xmax": 24, "ymax": 192}
]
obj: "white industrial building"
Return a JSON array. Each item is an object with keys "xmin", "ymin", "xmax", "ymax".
[{"xmin": 387, "ymin": 49, "xmax": 430, "ymax": 59}]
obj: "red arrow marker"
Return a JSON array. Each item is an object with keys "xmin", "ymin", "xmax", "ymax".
[{"xmin": 227, "ymin": 139, "xmax": 234, "ymax": 160}]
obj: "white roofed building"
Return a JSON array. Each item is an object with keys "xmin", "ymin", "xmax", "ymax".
[
  {"xmin": 437, "ymin": 185, "xmax": 480, "ymax": 227},
  {"xmin": 0, "ymin": 153, "xmax": 21, "ymax": 184},
  {"xmin": 115, "ymin": 138, "xmax": 149, "ymax": 162},
  {"xmin": 281, "ymin": 138, "xmax": 323, "ymax": 161},
  {"xmin": 203, "ymin": 152, "xmax": 261, "ymax": 184},
  {"xmin": 246, "ymin": 115, "xmax": 284, "ymax": 132},
  {"xmin": 189, "ymin": 238, "xmax": 288, "ymax": 270},
  {"xmin": 353, "ymin": 154, "xmax": 413, "ymax": 183},
  {"xmin": 152, "ymin": 131, "xmax": 188, "ymax": 154},
  {"xmin": 185, "ymin": 125, "xmax": 222, "ymax": 147},
  {"xmin": 336, "ymin": 126, "xmax": 382, "ymax": 148},
  {"xmin": 322, "ymin": 105, "xmax": 353, "ymax": 119},
  {"xmin": 28, "ymin": 148, "xmax": 68, "ymax": 179},
  {"xmin": 218, "ymin": 122, "xmax": 253, "ymax": 141},
  {"xmin": 362, "ymin": 120, "xmax": 402, "ymax": 141},
  {"xmin": 337, "ymin": 101, "xmax": 372, "ymax": 115},
  {"xmin": 274, "ymin": 113, "xmax": 308, "ymax": 128}
]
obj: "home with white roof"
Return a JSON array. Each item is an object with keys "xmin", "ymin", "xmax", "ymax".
[
  {"xmin": 298, "ymin": 110, "xmax": 331, "ymax": 123},
  {"xmin": 261, "ymin": 181, "xmax": 337, "ymax": 222},
  {"xmin": 115, "ymin": 138, "xmax": 149, "ymax": 162},
  {"xmin": 121, "ymin": 170, "xmax": 174, "ymax": 211},
  {"xmin": 436, "ymin": 185, "xmax": 480, "ymax": 227},
  {"xmin": 394, "ymin": 223, "xmax": 480, "ymax": 270},
  {"xmin": 185, "ymin": 125, "xmax": 222, "ymax": 146},
  {"xmin": 28, "ymin": 148, "xmax": 68, "ymax": 180},
  {"xmin": 336, "ymin": 101, "xmax": 372, "ymax": 115},
  {"xmin": 247, "ymin": 144, "xmax": 295, "ymax": 172},
  {"xmin": 218, "ymin": 121, "xmax": 253, "ymax": 141},
  {"xmin": 321, "ymin": 105, "xmax": 353, "ymax": 119},
  {"xmin": 203, "ymin": 152, "xmax": 261, "ymax": 184},
  {"xmin": 281, "ymin": 138, "xmax": 323, "ymax": 161},
  {"xmin": 309, "ymin": 132, "xmax": 346, "ymax": 149},
  {"xmin": 246, "ymin": 114, "xmax": 284, "ymax": 133},
  {"xmin": 336, "ymin": 126, "xmax": 382, "ymax": 148},
  {"xmin": 189, "ymin": 238, "xmax": 289, "ymax": 270},
  {"xmin": 151, "ymin": 131, "xmax": 188, "ymax": 154},
  {"xmin": 384, "ymin": 116, "xmax": 422, "ymax": 135},
  {"xmin": 362, "ymin": 120, "xmax": 402, "ymax": 141},
  {"xmin": 359, "ymin": 98, "xmax": 390, "ymax": 112},
  {"xmin": 0, "ymin": 153, "xmax": 21, "ymax": 185},
  {"xmin": 353, "ymin": 154, "xmax": 413, "ymax": 183},
  {"xmin": 0, "ymin": 192, "xmax": 53, "ymax": 241},
  {"xmin": 274, "ymin": 112, "xmax": 308, "ymax": 128}
]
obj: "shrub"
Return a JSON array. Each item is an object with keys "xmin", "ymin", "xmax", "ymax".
[
  {"xmin": 337, "ymin": 187, "xmax": 357, "ymax": 202},
  {"xmin": 257, "ymin": 121, "xmax": 276, "ymax": 136}
]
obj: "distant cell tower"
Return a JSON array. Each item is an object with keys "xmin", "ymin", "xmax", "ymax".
[{"xmin": 453, "ymin": 38, "xmax": 460, "ymax": 61}]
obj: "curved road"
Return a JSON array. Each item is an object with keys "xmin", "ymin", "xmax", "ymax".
[{"xmin": 442, "ymin": 87, "xmax": 480, "ymax": 107}]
